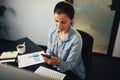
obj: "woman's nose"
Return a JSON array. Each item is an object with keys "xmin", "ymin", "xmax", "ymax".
[{"xmin": 57, "ymin": 23, "xmax": 62, "ymax": 28}]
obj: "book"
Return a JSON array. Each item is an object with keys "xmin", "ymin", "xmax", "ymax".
[
  {"xmin": 34, "ymin": 66, "xmax": 66, "ymax": 80},
  {"xmin": 0, "ymin": 51, "xmax": 18, "ymax": 59},
  {"xmin": 18, "ymin": 51, "xmax": 45, "ymax": 68},
  {"xmin": 0, "ymin": 51, "xmax": 18, "ymax": 63}
]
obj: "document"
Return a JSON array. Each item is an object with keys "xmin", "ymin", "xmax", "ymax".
[
  {"xmin": 34, "ymin": 66, "xmax": 66, "ymax": 80},
  {"xmin": 18, "ymin": 51, "xmax": 45, "ymax": 68}
]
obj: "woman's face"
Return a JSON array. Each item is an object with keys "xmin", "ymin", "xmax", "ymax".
[{"xmin": 54, "ymin": 13, "xmax": 73, "ymax": 32}]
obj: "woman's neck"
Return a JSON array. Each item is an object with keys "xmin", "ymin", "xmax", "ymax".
[{"xmin": 58, "ymin": 31, "xmax": 67, "ymax": 41}]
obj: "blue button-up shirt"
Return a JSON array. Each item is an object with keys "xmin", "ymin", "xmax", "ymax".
[{"xmin": 47, "ymin": 26, "xmax": 86, "ymax": 80}]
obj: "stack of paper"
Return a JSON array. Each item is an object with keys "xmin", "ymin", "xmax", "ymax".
[
  {"xmin": 0, "ymin": 51, "xmax": 18, "ymax": 63},
  {"xmin": 34, "ymin": 66, "xmax": 66, "ymax": 80},
  {"xmin": 18, "ymin": 51, "xmax": 45, "ymax": 68}
]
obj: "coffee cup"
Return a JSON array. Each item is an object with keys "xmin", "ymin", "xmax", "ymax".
[{"xmin": 16, "ymin": 43, "xmax": 26, "ymax": 54}]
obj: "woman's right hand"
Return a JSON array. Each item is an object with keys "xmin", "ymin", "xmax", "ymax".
[{"xmin": 42, "ymin": 52, "xmax": 60, "ymax": 65}]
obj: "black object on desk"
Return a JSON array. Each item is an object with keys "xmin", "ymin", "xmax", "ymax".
[
  {"xmin": 4, "ymin": 37, "xmax": 42, "ymax": 53},
  {"xmin": 41, "ymin": 54, "xmax": 51, "ymax": 59}
]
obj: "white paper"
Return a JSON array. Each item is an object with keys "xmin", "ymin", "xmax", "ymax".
[
  {"xmin": 34, "ymin": 66, "xmax": 66, "ymax": 80},
  {"xmin": 0, "ymin": 59, "xmax": 15, "ymax": 63},
  {"xmin": 18, "ymin": 51, "xmax": 45, "ymax": 68}
]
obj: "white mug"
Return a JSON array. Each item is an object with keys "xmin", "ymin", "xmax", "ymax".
[{"xmin": 16, "ymin": 42, "xmax": 26, "ymax": 54}]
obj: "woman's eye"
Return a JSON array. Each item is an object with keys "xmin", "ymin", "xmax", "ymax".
[
  {"xmin": 61, "ymin": 21, "xmax": 66, "ymax": 24},
  {"xmin": 55, "ymin": 21, "xmax": 58, "ymax": 23},
  {"xmin": 54, "ymin": 20, "xmax": 66, "ymax": 24}
]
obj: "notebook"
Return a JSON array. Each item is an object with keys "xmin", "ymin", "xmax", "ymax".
[
  {"xmin": 0, "ymin": 51, "xmax": 18, "ymax": 59},
  {"xmin": 0, "ymin": 51, "xmax": 18, "ymax": 63},
  {"xmin": 34, "ymin": 66, "xmax": 66, "ymax": 80}
]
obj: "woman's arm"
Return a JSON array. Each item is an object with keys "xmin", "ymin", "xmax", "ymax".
[{"xmin": 57, "ymin": 38, "xmax": 83, "ymax": 72}]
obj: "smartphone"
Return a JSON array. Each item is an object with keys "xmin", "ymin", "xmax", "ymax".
[{"xmin": 41, "ymin": 54, "xmax": 51, "ymax": 59}]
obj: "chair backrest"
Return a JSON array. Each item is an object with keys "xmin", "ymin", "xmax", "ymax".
[{"xmin": 77, "ymin": 30, "xmax": 94, "ymax": 74}]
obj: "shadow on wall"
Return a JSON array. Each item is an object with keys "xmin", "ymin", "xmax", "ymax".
[
  {"xmin": 0, "ymin": 5, "xmax": 6, "ymax": 16},
  {"xmin": 0, "ymin": 5, "xmax": 16, "ymax": 39}
]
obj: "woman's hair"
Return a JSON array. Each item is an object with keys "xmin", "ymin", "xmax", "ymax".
[{"xmin": 54, "ymin": 1, "xmax": 74, "ymax": 20}]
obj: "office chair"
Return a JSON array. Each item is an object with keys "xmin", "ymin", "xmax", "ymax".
[{"xmin": 77, "ymin": 30, "xmax": 94, "ymax": 79}]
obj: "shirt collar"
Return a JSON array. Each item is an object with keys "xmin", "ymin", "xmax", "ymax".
[
  {"xmin": 54, "ymin": 25, "xmax": 73, "ymax": 42},
  {"xmin": 62, "ymin": 25, "xmax": 73, "ymax": 42}
]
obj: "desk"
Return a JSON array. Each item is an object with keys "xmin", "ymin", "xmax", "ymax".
[
  {"xmin": 2, "ymin": 37, "xmax": 43, "ymax": 71},
  {"xmin": 4, "ymin": 37, "xmax": 42, "ymax": 53},
  {"xmin": 0, "ymin": 37, "xmax": 74, "ymax": 80},
  {"xmin": 0, "ymin": 37, "xmax": 65, "ymax": 80}
]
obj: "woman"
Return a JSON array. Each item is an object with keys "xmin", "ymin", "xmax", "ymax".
[{"xmin": 42, "ymin": 1, "xmax": 86, "ymax": 80}]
